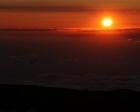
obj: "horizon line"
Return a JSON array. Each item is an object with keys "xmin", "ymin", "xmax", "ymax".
[{"xmin": 0, "ymin": 27, "xmax": 140, "ymax": 31}]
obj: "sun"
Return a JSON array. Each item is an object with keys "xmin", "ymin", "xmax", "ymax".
[{"xmin": 102, "ymin": 18, "xmax": 112, "ymax": 27}]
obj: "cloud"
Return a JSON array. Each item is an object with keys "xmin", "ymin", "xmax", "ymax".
[
  {"xmin": 11, "ymin": 54, "xmax": 40, "ymax": 65},
  {"xmin": 0, "ymin": 28, "xmax": 57, "ymax": 32},
  {"xmin": 1, "ymin": 5, "xmax": 139, "ymax": 13},
  {"xmin": 13, "ymin": 60, "xmax": 25, "ymax": 64},
  {"xmin": 0, "ymin": 5, "xmax": 92, "ymax": 12},
  {"xmin": 9, "ymin": 55, "xmax": 16, "ymax": 59},
  {"xmin": 33, "ymin": 73, "xmax": 140, "ymax": 91},
  {"xmin": 1, "ymin": 72, "xmax": 140, "ymax": 91},
  {"xmin": 29, "ymin": 58, "xmax": 39, "ymax": 65}
]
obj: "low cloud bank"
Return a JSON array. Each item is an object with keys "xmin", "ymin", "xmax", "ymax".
[
  {"xmin": 1, "ymin": 73, "xmax": 140, "ymax": 91},
  {"xmin": 35, "ymin": 73, "xmax": 140, "ymax": 91}
]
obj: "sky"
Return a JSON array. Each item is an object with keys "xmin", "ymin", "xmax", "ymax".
[
  {"xmin": 1, "ymin": 0, "xmax": 140, "ymax": 91},
  {"xmin": 0, "ymin": 0, "xmax": 140, "ymax": 29}
]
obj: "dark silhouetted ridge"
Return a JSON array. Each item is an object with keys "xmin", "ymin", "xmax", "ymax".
[{"xmin": 0, "ymin": 84, "xmax": 140, "ymax": 112}]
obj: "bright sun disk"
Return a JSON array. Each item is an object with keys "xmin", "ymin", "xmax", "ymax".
[{"xmin": 102, "ymin": 18, "xmax": 112, "ymax": 27}]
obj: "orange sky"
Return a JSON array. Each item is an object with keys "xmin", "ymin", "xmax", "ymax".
[{"xmin": 0, "ymin": 0, "xmax": 140, "ymax": 29}]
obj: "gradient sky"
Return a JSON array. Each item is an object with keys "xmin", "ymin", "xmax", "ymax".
[{"xmin": 0, "ymin": 0, "xmax": 140, "ymax": 29}]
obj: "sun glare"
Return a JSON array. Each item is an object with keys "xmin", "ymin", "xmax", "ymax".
[{"xmin": 102, "ymin": 18, "xmax": 112, "ymax": 27}]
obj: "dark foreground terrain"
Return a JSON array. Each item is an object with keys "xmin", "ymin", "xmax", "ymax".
[{"xmin": 0, "ymin": 84, "xmax": 140, "ymax": 112}]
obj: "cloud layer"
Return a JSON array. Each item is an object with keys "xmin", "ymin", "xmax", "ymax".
[
  {"xmin": 0, "ymin": 5, "xmax": 92, "ymax": 12},
  {"xmin": 0, "ymin": 31, "xmax": 140, "ymax": 91},
  {"xmin": 1, "ymin": 73, "xmax": 140, "ymax": 91},
  {"xmin": 0, "ymin": 4, "xmax": 139, "ymax": 12},
  {"xmin": 34, "ymin": 73, "xmax": 140, "ymax": 91}
]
